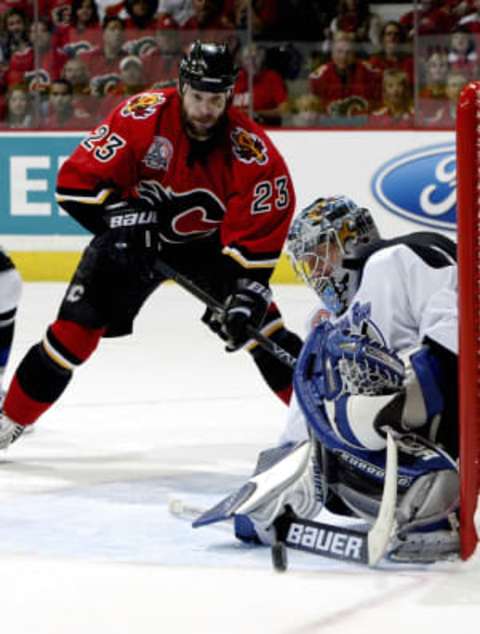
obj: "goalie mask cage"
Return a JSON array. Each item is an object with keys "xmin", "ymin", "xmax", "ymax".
[{"xmin": 456, "ymin": 81, "xmax": 480, "ymax": 559}]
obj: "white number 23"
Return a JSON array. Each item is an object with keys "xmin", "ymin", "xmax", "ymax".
[{"xmin": 251, "ymin": 176, "xmax": 289, "ymax": 214}]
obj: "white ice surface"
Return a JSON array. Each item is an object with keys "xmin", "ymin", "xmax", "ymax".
[{"xmin": 0, "ymin": 282, "xmax": 479, "ymax": 634}]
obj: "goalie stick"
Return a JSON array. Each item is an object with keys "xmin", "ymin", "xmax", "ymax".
[
  {"xmin": 153, "ymin": 256, "xmax": 297, "ymax": 369},
  {"xmin": 168, "ymin": 431, "xmax": 399, "ymax": 568},
  {"xmin": 271, "ymin": 429, "xmax": 398, "ymax": 568}
]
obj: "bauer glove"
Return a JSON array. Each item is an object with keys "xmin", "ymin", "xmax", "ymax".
[
  {"xmin": 219, "ymin": 278, "xmax": 272, "ymax": 352},
  {"xmin": 103, "ymin": 198, "xmax": 160, "ymax": 272}
]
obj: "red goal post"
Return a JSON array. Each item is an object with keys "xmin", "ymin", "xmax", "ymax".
[{"xmin": 456, "ymin": 81, "xmax": 480, "ymax": 559}]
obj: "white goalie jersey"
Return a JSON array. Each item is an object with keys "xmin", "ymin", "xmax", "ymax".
[{"xmin": 281, "ymin": 239, "xmax": 457, "ymax": 445}]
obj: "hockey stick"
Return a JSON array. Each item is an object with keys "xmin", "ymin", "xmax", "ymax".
[
  {"xmin": 273, "ymin": 429, "xmax": 398, "ymax": 568},
  {"xmin": 153, "ymin": 256, "xmax": 297, "ymax": 369},
  {"xmin": 367, "ymin": 429, "xmax": 398, "ymax": 565},
  {"xmin": 169, "ymin": 431, "xmax": 399, "ymax": 568},
  {"xmin": 168, "ymin": 498, "xmax": 232, "ymax": 532}
]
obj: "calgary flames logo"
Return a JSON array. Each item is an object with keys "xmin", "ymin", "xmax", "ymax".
[
  {"xmin": 328, "ymin": 96, "xmax": 369, "ymax": 118},
  {"xmin": 121, "ymin": 92, "xmax": 166, "ymax": 120},
  {"xmin": 231, "ymin": 127, "xmax": 268, "ymax": 165}
]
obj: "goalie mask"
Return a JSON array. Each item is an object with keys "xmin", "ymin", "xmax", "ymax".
[{"xmin": 287, "ymin": 195, "xmax": 380, "ymax": 315}]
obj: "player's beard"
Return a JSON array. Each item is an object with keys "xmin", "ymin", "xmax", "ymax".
[
  {"xmin": 182, "ymin": 109, "xmax": 230, "ymax": 165},
  {"xmin": 181, "ymin": 102, "xmax": 229, "ymax": 139}
]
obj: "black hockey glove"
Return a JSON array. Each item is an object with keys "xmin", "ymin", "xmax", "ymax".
[
  {"xmin": 103, "ymin": 199, "xmax": 160, "ymax": 272},
  {"xmin": 218, "ymin": 278, "xmax": 272, "ymax": 352}
]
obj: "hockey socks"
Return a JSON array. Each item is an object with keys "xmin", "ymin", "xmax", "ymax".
[
  {"xmin": 3, "ymin": 320, "xmax": 104, "ymax": 426},
  {"xmin": 4, "ymin": 341, "xmax": 76, "ymax": 425}
]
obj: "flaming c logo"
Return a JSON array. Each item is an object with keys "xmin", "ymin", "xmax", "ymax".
[
  {"xmin": 231, "ymin": 127, "xmax": 268, "ymax": 165},
  {"xmin": 121, "ymin": 92, "xmax": 166, "ymax": 120}
]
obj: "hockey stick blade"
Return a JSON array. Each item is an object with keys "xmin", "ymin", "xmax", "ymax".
[
  {"xmin": 154, "ymin": 256, "xmax": 297, "ymax": 369},
  {"xmin": 168, "ymin": 497, "xmax": 233, "ymax": 532},
  {"xmin": 367, "ymin": 428, "xmax": 398, "ymax": 566}
]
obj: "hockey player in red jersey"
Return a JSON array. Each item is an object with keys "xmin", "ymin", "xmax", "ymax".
[{"xmin": 0, "ymin": 40, "xmax": 303, "ymax": 448}]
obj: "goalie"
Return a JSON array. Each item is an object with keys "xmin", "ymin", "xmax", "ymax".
[{"xmin": 194, "ymin": 195, "xmax": 460, "ymax": 564}]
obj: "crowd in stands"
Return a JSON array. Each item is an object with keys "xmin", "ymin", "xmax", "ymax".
[{"xmin": 0, "ymin": 0, "xmax": 478, "ymax": 129}]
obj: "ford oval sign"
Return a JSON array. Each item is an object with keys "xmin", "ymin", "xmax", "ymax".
[{"xmin": 371, "ymin": 143, "xmax": 456, "ymax": 231}]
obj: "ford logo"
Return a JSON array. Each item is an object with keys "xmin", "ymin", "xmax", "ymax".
[{"xmin": 371, "ymin": 144, "xmax": 456, "ymax": 231}]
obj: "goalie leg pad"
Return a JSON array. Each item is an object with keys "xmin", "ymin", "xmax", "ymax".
[
  {"xmin": 193, "ymin": 441, "xmax": 323, "ymax": 544},
  {"xmin": 328, "ymin": 434, "xmax": 459, "ymax": 535}
]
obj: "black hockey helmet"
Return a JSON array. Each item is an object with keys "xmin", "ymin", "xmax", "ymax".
[{"xmin": 179, "ymin": 40, "xmax": 238, "ymax": 93}]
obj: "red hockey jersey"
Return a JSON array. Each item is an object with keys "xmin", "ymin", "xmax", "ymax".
[{"xmin": 56, "ymin": 88, "xmax": 296, "ymax": 276}]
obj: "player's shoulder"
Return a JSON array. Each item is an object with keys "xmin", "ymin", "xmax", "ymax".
[
  {"xmin": 114, "ymin": 87, "xmax": 176, "ymax": 115},
  {"xmin": 227, "ymin": 107, "xmax": 285, "ymax": 169},
  {"xmin": 364, "ymin": 243, "xmax": 417, "ymax": 274},
  {"xmin": 106, "ymin": 87, "xmax": 176, "ymax": 134},
  {"xmin": 366, "ymin": 237, "xmax": 454, "ymax": 274}
]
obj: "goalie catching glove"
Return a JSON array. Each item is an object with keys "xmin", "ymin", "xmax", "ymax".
[
  {"xmin": 294, "ymin": 321, "xmax": 445, "ymax": 452},
  {"xmin": 205, "ymin": 278, "xmax": 272, "ymax": 351}
]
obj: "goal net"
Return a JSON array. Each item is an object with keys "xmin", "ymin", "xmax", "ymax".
[{"xmin": 456, "ymin": 81, "xmax": 480, "ymax": 559}]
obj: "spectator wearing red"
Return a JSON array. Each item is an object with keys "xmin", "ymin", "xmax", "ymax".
[
  {"xmin": 233, "ymin": 43, "xmax": 288, "ymax": 126},
  {"xmin": 0, "ymin": 1, "xmax": 32, "ymax": 20},
  {"xmin": 233, "ymin": 0, "xmax": 278, "ymax": 37},
  {"xmin": 0, "ymin": 83, "xmax": 32, "ymax": 128},
  {"xmin": 1, "ymin": 8, "xmax": 30, "ymax": 61},
  {"xmin": 180, "ymin": 0, "xmax": 239, "ymax": 55},
  {"xmin": 182, "ymin": 0, "xmax": 235, "ymax": 31},
  {"xmin": 79, "ymin": 15, "xmax": 128, "ymax": 95},
  {"xmin": 141, "ymin": 26, "xmax": 181, "ymax": 85},
  {"xmin": 309, "ymin": 31, "xmax": 381, "ymax": 121},
  {"xmin": 41, "ymin": 78, "xmax": 96, "ymax": 128},
  {"xmin": 57, "ymin": 0, "xmax": 103, "ymax": 57},
  {"xmin": 328, "ymin": 0, "xmax": 382, "ymax": 51},
  {"xmin": 369, "ymin": 68, "xmax": 414, "ymax": 129},
  {"xmin": 368, "ymin": 21, "xmax": 414, "ymax": 85},
  {"xmin": 400, "ymin": 0, "xmax": 457, "ymax": 39},
  {"xmin": 7, "ymin": 19, "xmax": 68, "ymax": 95},
  {"xmin": 123, "ymin": 0, "xmax": 161, "ymax": 29},
  {"xmin": 37, "ymin": 0, "xmax": 73, "ymax": 27},
  {"xmin": 123, "ymin": 2, "xmax": 178, "ymax": 57},
  {"xmin": 447, "ymin": 26, "xmax": 477, "ymax": 78},
  {"xmin": 97, "ymin": 53, "xmax": 149, "ymax": 115},
  {"xmin": 104, "ymin": 0, "xmax": 177, "ymax": 35},
  {"xmin": 157, "ymin": 0, "xmax": 195, "ymax": 26},
  {"xmin": 458, "ymin": 0, "xmax": 480, "ymax": 33},
  {"xmin": 61, "ymin": 55, "xmax": 97, "ymax": 115}
]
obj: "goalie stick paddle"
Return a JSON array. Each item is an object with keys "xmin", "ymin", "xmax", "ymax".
[
  {"xmin": 367, "ymin": 429, "xmax": 398, "ymax": 565},
  {"xmin": 153, "ymin": 256, "xmax": 297, "ymax": 369}
]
